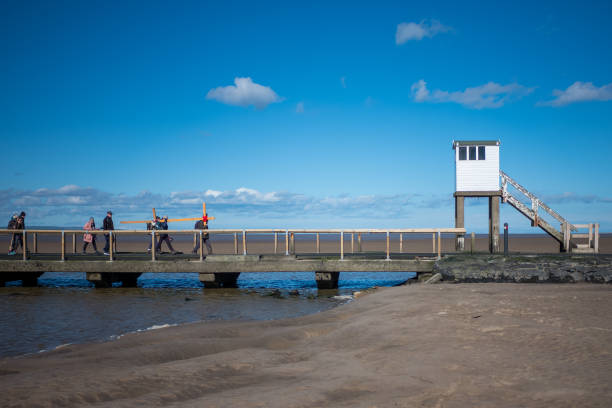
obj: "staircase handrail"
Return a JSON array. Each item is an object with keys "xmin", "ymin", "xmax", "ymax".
[{"xmin": 500, "ymin": 170, "xmax": 576, "ymax": 231}]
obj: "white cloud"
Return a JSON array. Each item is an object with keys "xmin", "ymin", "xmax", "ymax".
[
  {"xmin": 296, "ymin": 101, "xmax": 304, "ymax": 113},
  {"xmin": 206, "ymin": 77, "xmax": 282, "ymax": 109},
  {"xmin": 411, "ymin": 79, "xmax": 533, "ymax": 109},
  {"xmin": 340, "ymin": 76, "xmax": 347, "ymax": 88},
  {"xmin": 396, "ymin": 19, "xmax": 451, "ymax": 44},
  {"xmin": 538, "ymin": 81, "xmax": 612, "ymax": 107}
]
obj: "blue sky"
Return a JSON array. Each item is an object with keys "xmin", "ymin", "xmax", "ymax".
[{"xmin": 1, "ymin": 0, "xmax": 611, "ymax": 231}]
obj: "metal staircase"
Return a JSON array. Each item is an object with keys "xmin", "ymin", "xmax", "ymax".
[{"xmin": 500, "ymin": 170, "xmax": 599, "ymax": 253}]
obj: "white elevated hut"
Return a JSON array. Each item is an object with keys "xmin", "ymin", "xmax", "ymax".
[
  {"xmin": 452, "ymin": 140, "xmax": 502, "ymax": 254},
  {"xmin": 452, "ymin": 140, "xmax": 500, "ymax": 193}
]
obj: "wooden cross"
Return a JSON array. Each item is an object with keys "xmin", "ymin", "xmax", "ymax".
[{"xmin": 120, "ymin": 203, "xmax": 215, "ymax": 225}]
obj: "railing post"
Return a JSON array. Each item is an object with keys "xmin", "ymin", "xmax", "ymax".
[
  {"xmin": 340, "ymin": 231, "xmax": 344, "ymax": 260},
  {"xmin": 22, "ymin": 230, "xmax": 27, "ymax": 261},
  {"xmin": 358, "ymin": 233, "xmax": 362, "ymax": 252},
  {"xmin": 594, "ymin": 223, "xmax": 599, "ymax": 253},
  {"xmin": 399, "ymin": 233, "xmax": 403, "ymax": 253},
  {"xmin": 193, "ymin": 233, "xmax": 196, "ymax": 250},
  {"xmin": 151, "ymin": 231, "xmax": 156, "ymax": 261},
  {"xmin": 432, "ymin": 233, "xmax": 435, "ymax": 254},
  {"xmin": 234, "ymin": 233, "xmax": 238, "ymax": 255},
  {"xmin": 61, "ymin": 231, "xmax": 65, "ymax": 261},
  {"xmin": 290, "ymin": 232, "xmax": 295, "ymax": 255},
  {"xmin": 588, "ymin": 223, "xmax": 593, "ymax": 248},
  {"xmin": 242, "ymin": 230, "xmax": 247, "ymax": 255},
  {"xmin": 33, "ymin": 232, "xmax": 37, "ymax": 254},
  {"xmin": 532, "ymin": 198, "xmax": 539, "ymax": 227},
  {"xmin": 316, "ymin": 232, "xmax": 320, "ymax": 254},
  {"xmin": 109, "ymin": 231, "xmax": 113, "ymax": 261},
  {"xmin": 72, "ymin": 233, "xmax": 76, "ymax": 254},
  {"xmin": 471, "ymin": 232, "xmax": 475, "ymax": 254},
  {"xmin": 437, "ymin": 230, "xmax": 441, "ymax": 260},
  {"xmin": 274, "ymin": 232, "xmax": 278, "ymax": 254},
  {"xmin": 199, "ymin": 230, "xmax": 203, "ymax": 261},
  {"xmin": 285, "ymin": 230, "xmax": 289, "ymax": 256},
  {"xmin": 386, "ymin": 231, "xmax": 390, "ymax": 260},
  {"xmin": 351, "ymin": 233, "xmax": 354, "ymax": 254}
]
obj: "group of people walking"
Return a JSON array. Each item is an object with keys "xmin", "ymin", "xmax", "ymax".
[
  {"xmin": 6, "ymin": 210, "xmax": 213, "ymax": 256},
  {"xmin": 82, "ymin": 211, "xmax": 115, "ymax": 255}
]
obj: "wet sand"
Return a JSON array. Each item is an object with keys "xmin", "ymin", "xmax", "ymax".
[{"xmin": 1, "ymin": 283, "xmax": 611, "ymax": 407}]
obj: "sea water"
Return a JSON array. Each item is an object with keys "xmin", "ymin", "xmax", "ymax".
[{"xmin": 0, "ymin": 271, "xmax": 414, "ymax": 357}]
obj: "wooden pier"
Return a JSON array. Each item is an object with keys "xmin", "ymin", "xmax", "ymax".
[{"xmin": 0, "ymin": 228, "xmax": 464, "ymax": 288}]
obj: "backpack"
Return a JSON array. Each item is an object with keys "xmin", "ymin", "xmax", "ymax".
[{"xmin": 8, "ymin": 218, "xmax": 16, "ymax": 229}]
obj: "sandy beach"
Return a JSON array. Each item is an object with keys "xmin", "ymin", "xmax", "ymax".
[{"xmin": 1, "ymin": 283, "xmax": 611, "ymax": 407}]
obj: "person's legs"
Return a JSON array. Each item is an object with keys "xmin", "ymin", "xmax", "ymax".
[
  {"xmin": 205, "ymin": 238, "xmax": 213, "ymax": 254},
  {"xmin": 104, "ymin": 234, "xmax": 110, "ymax": 253},
  {"xmin": 92, "ymin": 237, "xmax": 98, "ymax": 252},
  {"xmin": 83, "ymin": 242, "xmax": 88, "ymax": 252},
  {"xmin": 166, "ymin": 238, "xmax": 175, "ymax": 252},
  {"xmin": 14, "ymin": 234, "xmax": 23, "ymax": 251},
  {"xmin": 193, "ymin": 237, "xmax": 200, "ymax": 253},
  {"xmin": 9, "ymin": 234, "xmax": 16, "ymax": 253}
]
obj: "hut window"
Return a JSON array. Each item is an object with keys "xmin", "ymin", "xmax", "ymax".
[
  {"xmin": 458, "ymin": 146, "xmax": 467, "ymax": 160},
  {"xmin": 478, "ymin": 146, "xmax": 486, "ymax": 160},
  {"xmin": 469, "ymin": 146, "xmax": 477, "ymax": 160}
]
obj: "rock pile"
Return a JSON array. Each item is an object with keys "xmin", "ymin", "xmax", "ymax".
[{"xmin": 433, "ymin": 255, "xmax": 612, "ymax": 283}]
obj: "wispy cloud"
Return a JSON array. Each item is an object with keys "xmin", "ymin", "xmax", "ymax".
[
  {"xmin": 296, "ymin": 101, "xmax": 304, "ymax": 113},
  {"xmin": 206, "ymin": 77, "xmax": 283, "ymax": 109},
  {"xmin": 411, "ymin": 79, "xmax": 534, "ymax": 109},
  {"xmin": 538, "ymin": 81, "xmax": 612, "ymax": 107},
  {"xmin": 542, "ymin": 192, "xmax": 612, "ymax": 204},
  {"xmin": 396, "ymin": 19, "xmax": 451, "ymax": 44},
  {"xmin": 0, "ymin": 185, "xmax": 455, "ymax": 226},
  {"xmin": 340, "ymin": 76, "xmax": 347, "ymax": 88}
]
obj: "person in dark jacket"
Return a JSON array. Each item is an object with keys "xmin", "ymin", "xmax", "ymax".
[
  {"xmin": 102, "ymin": 211, "xmax": 114, "ymax": 255},
  {"xmin": 7, "ymin": 213, "xmax": 17, "ymax": 255},
  {"xmin": 192, "ymin": 214, "xmax": 213, "ymax": 254},
  {"xmin": 10, "ymin": 212, "xmax": 26, "ymax": 255},
  {"xmin": 155, "ymin": 216, "xmax": 178, "ymax": 254}
]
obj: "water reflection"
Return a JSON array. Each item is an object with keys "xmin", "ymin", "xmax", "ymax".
[{"xmin": 1, "ymin": 271, "xmax": 414, "ymax": 357}]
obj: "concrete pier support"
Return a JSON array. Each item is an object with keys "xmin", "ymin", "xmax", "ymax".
[
  {"xmin": 199, "ymin": 272, "xmax": 240, "ymax": 288},
  {"xmin": 315, "ymin": 272, "xmax": 339, "ymax": 289},
  {"xmin": 489, "ymin": 196, "xmax": 500, "ymax": 253},
  {"xmin": 86, "ymin": 272, "xmax": 142, "ymax": 288},
  {"xmin": 455, "ymin": 196, "xmax": 465, "ymax": 251}
]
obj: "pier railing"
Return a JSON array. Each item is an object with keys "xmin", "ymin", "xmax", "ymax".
[{"xmin": 0, "ymin": 228, "xmax": 466, "ymax": 261}]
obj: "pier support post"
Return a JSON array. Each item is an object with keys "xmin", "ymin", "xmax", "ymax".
[
  {"xmin": 489, "ymin": 196, "xmax": 500, "ymax": 253},
  {"xmin": 199, "ymin": 273, "xmax": 240, "ymax": 288},
  {"xmin": 86, "ymin": 272, "xmax": 141, "ymax": 288},
  {"xmin": 455, "ymin": 196, "xmax": 465, "ymax": 251},
  {"xmin": 315, "ymin": 272, "xmax": 339, "ymax": 290}
]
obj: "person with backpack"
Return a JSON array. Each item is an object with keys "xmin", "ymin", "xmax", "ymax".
[
  {"xmin": 146, "ymin": 216, "xmax": 160, "ymax": 252},
  {"xmin": 82, "ymin": 217, "xmax": 100, "ymax": 254},
  {"xmin": 9, "ymin": 212, "xmax": 26, "ymax": 255},
  {"xmin": 155, "ymin": 216, "xmax": 178, "ymax": 254},
  {"xmin": 7, "ymin": 213, "xmax": 17, "ymax": 255},
  {"xmin": 192, "ymin": 214, "xmax": 213, "ymax": 255},
  {"xmin": 102, "ymin": 210, "xmax": 114, "ymax": 255}
]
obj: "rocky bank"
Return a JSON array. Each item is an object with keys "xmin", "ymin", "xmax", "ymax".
[{"xmin": 433, "ymin": 254, "xmax": 612, "ymax": 283}]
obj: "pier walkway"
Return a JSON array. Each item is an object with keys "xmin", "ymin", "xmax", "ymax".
[{"xmin": 0, "ymin": 228, "xmax": 463, "ymax": 288}]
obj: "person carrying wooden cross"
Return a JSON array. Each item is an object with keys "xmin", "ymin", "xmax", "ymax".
[{"xmin": 192, "ymin": 213, "xmax": 213, "ymax": 255}]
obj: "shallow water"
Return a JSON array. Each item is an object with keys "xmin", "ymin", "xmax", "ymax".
[{"xmin": 0, "ymin": 271, "xmax": 414, "ymax": 357}]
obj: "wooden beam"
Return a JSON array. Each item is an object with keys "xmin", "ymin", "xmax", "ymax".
[
  {"xmin": 120, "ymin": 216, "xmax": 216, "ymax": 224},
  {"xmin": 109, "ymin": 232, "xmax": 113, "ymax": 261}
]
